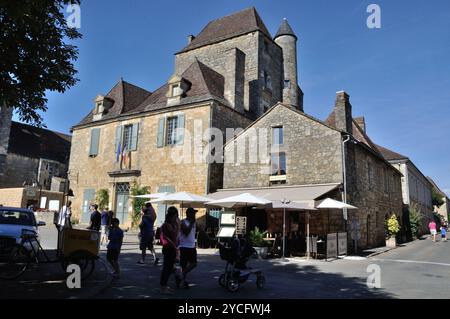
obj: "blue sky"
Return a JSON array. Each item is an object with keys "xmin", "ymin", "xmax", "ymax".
[{"xmin": 16, "ymin": 0, "xmax": 450, "ymax": 194}]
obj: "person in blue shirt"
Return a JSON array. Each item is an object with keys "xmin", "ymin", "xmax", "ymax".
[
  {"xmin": 137, "ymin": 203, "xmax": 159, "ymax": 265},
  {"xmin": 441, "ymin": 225, "xmax": 447, "ymax": 242},
  {"xmin": 107, "ymin": 218, "xmax": 124, "ymax": 278}
]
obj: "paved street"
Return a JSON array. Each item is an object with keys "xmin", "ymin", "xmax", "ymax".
[{"xmin": 2, "ymin": 226, "xmax": 450, "ymax": 299}]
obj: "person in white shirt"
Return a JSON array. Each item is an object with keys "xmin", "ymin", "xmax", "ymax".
[
  {"xmin": 177, "ymin": 207, "xmax": 198, "ymax": 289},
  {"xmin": 58, "ymin": 201, "xmax": 72, "ymax": 230}
]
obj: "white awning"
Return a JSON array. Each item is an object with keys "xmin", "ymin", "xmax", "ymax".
[
  {"xmin": 208, "ymin": 183, "xmax": 340, "ymax": 207},
  {"xmin": 315, "ymin": 198, "xmax": 358, "ymax": 209}
]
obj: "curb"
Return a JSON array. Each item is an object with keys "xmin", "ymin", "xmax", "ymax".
[{"xmin": 71, "ymin": 258, "xmax": 113, "ymax": 299}]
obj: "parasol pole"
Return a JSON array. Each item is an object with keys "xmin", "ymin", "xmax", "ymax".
[{"xmin": 306, "ymin": 211, "xmax": 310, "ymax": 260}]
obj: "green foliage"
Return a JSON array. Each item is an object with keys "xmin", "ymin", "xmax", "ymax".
[
  {"xmin": 248, "ymin": 227, "xmax": 268, "ymax": 247},
  {"xmin": 95, "ymin": 189, "xmax": 109, "ymax": 211},
  {"xmin": 386, "ymin": 214, "xmax": 400, "ymax": 238},
  {"xmin": 432, "ymin": 190, "xmax": 445, "ymax": 208},
  {"xmin": 0, "ymin": 0, "xmax": 82, "ymax": 126},
  {"xmin": 409, "ymin": 204, "xmax": 422, "ymax": 239},
  {"xmin": 130, "ymin": 184, "xmax": 149, "ymax": 228}
]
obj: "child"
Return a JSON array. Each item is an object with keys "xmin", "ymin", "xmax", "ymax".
[
  {"xmin": 107, "ymin": 218, "xmax": 124, "ymax": 278},
  {"xmin": 441, "ymin": 225, "xmax": 447, "ymax": 242}
]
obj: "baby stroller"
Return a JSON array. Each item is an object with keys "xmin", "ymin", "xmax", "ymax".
[{"xmin": 218, "ymin": 236, "xmax": 265, "ymax": 292}]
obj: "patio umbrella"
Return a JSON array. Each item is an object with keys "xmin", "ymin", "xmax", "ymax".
[
  {"xmin": 316, "ymin": 198, "xmax": 357, "ymax": 209},
  {"xmin": 206, "ymin": 193, "xmax": 272, "ymax": 209},
  {"xmin": 151, "ymin": 192, "xmax": 213, "ymax": 218}
]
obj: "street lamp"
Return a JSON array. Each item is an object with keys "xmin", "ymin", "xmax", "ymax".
[{"xmin": 281, "ymin": 198, "xmax": 290, "ymax": 259}]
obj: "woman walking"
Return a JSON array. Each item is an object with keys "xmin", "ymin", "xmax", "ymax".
[
  {"xmin": 137, "ymin": 203, "xmax": 159, "ymax": 265},
  {"xmin": 159, "ymin": 206, "xmax": 180, "ymax": 295}
]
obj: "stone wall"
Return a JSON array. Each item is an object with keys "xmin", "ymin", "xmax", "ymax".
[
  {"xmin": 0, "ymin": 153, "xmax": 40, "ymax": 188},
  {"xmin": 175, "ymin": 32, "xmax": 283, "ymax": 119},
  {"xmin": 69, "ymin": 101, "xmax": 250, "ymax": 227},
  {"xmin": 346, "ymin": 144, "xmax": 404, "ymax": 248},
  {"xmin": 223, "ymin": 104, "xmax": 343, "ymax": 188}
]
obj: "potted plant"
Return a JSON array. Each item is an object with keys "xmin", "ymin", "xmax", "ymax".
[
  {"xmin": 386, "ymin": 214, "xmax": 400, "ymax": 248},
  {"xmin": 249, "ymin": 227, "xmax": 269, "ymax": 258}
]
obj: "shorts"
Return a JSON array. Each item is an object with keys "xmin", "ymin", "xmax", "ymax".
[
  {"xmin": 139, "ymin": 238, "xmax": 154, "ymax": 251},
  {"xmin": 101, "ymin": 225, "xmax": 109, "ymax": 236},
  {"xmin": 179, "ymin": 247, "xmax": 197, "ymax": 268},
  {"xmin": 431, "ymin": 229, "xmax": 437, "ymax": 235},
  {"xmin": 107, "ymin": 249, "xmax": 120, "ymax": 262}
]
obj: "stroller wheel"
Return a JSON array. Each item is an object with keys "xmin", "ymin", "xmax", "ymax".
[
  {"xmin": 256, "ymin": 275, "xmax": 265, "ymax": 289},
  {"xmin": 218, "ymin": 274, "xmax": 227, "ymax": 287},
  {"xmin": 227, "ymin": 279, "xmax": 240, "ymax": 292}
]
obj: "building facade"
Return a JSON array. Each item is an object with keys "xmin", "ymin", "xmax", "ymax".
[
  {"xmin": 376, "ymin": 145, "xmax": 434, "ymax": 236},
  {"xmin": 221, "ymin": 92, "xmax": 403, "ymax": 250},
  {"xmin": 68, "ymin": 8, "xmax": 306, "ymax": 228}
]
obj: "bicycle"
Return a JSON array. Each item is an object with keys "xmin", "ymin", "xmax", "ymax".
[{"xmin": 0, "ymin": 228, "xmax": 96, "ymax": 280}]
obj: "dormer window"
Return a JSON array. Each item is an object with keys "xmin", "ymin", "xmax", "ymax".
[
  {"xmin": 166, "ymin": 75, "xmax": 190, "ymax": 106},
  {"xmin": 93, "ymin": 95, "xmax": 113, "ymax": 121},
  {"xmin": 263, "ymin": 71, "xmax": 272, "ymax": 92}
]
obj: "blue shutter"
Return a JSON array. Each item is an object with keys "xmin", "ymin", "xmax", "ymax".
[
  {"xmin": 176, "ymin": 114, "xmax": 185, "ymax": 145},
  {"xmin": 157, "ymin": 118, "xmax": 165, "ymax": 148},
  {"xmin": 89, "ymin": 128, "xmax": 100, "ymax": 156},
  {"xmin": 130, "ymin": 123, "xmax": 139, "ymax": 151},
  {"xmin": 115, "ymin": 125, "xmax": 123, "ymax": 150}
]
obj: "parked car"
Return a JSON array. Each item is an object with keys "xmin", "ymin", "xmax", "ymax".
[{"xmin": 0, "ymin": 207, "xmax": 46, "ymax": 253}]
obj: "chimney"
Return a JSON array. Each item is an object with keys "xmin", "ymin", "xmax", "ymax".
[
  {"xmin": 354, "ymin": 117, "xmax": 366, "ymax": 133},
  {"xmin": 188, "ymin": 35, "xmax": 195, "ymax": 44},
  {"xmin": 334, "ymin": 91, "xmax": 353, "ymax": 135}
]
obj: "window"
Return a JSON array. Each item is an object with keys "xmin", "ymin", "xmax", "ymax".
[
  {"xmin": 89, "ymin": 128, "xmax": 101, "ymax": 156},
  {"xmin": 284, "ymin": 80, "xmax": 291, "ymax": 89},
  {"xmin": 122, "ymin": 125, "xmax": 133, "ymax": 151},
  {"xmin": 263, "ymin": 71, "xmax": 272, "ymax": 91},
  {"xmin": 272, "ymin": 127, "xmax": 283, "ymax": 145},
  {"xmin": 271, "ymin": 152, "xmax": 286, "ymax": 176},
  {"xmin": 171, "ymin": 84, "xmax": 179, "ymax": 97},
  {"xmin": 367, "ymin": 162, "xmax": 374, "ymax": 189},
  {"xmin": 166, "ymin": 116, "xmax": 179, "ymax": 145}
]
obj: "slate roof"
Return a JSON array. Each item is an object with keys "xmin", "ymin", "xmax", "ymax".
[
  {"xmin": 375, "ymin": 144, "xmax": 409, "ymax": 161},
  {"xmin": 76, "ymin": 80, "xmax": 151, "ymax": 126},
  {"xmin": 8, "ymin": 122, "xmax": 71, "ymax": 163},
  {"xmin": 177, "ymin": 7, "xmax": 272, "ymax": 53},
  {"xmin": 74, "ymin": 60, "xmax": 226, "ymax": 128},
  {"xmin": 274, "ymin": 18, "xmax": 297, "ymax": 40}
]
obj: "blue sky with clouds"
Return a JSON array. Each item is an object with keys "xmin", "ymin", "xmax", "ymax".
[{"xmin": 16, "ymin": 0, "xmax": 450, "ymax": 194}]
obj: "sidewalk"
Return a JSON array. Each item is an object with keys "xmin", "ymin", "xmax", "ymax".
[{"xmin": 0, "ymin": 250, "xmax": 112, "ymax": 299}]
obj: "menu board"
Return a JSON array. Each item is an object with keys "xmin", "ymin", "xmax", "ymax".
[{"xmin": 236, "ymin": 216, "xmax": 247, "ymax": 235}]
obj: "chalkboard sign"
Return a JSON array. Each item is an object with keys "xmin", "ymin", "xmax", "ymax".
[{"xmin": 236, "ymin": 216, "xmax": 247, "ymax": 235}]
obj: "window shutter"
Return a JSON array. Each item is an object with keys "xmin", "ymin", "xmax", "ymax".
[
  {"xmin": 157, "ymin": 118, "xmax": 165, "ymax": 148},
  {"xmin": 176, "ymin": 114, "xmax": 185, "ymax": 145},
  {"xmin": 130, "ymin": 123, "xmax": 139, "ymax": 151},
  {"xmin": 89, "ymin": 128, "xmax": 100, "ymax": 156},
  {"xmin": 115, "ymin": 125, "xmax": 123, "ymax": 151}
]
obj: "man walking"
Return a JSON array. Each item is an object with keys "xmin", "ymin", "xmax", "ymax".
[
  {"xmin": 178, "ymin": 207, "xmax": 198, "ymax": 289},
  {"xmin": 429, "ymin": 220, "xmax": 437, "ymax": 242},
  {"xmin": 89, "ymin": 204, "xmax": 102, "ymax": 231},
  {"xmin": 100, "ymin": 207, "xmax": 111, "ymax": 246}
]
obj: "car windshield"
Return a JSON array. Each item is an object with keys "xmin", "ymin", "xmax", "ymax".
[{"xmin": 0, "ymin": 210, "xmax": 36, "ymax": 226}]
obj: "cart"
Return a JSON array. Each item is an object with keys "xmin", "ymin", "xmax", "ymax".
[{"xmin": 0, "ymin": 227, "xmax": 100, "ymax": 280}]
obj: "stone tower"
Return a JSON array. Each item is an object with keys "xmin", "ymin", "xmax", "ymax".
[
  {"xmin": 274, "ymin": 18, "xmax": 303, "ymax": 111},
  {"xmin": 0, "ymin": 105, "xmax": 12, "ymax": 177}
]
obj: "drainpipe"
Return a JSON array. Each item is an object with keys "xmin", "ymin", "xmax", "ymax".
[{"xmin": 342, "ymin": 134, "xmax": 357, "ymax": 254}]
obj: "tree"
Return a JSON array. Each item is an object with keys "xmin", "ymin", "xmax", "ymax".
[
  {"xmin": 409, "ymin": 203, "xmax": 423, "ymax": 239},
  {"xmin": 95, "ymin": 189, "xmax": 109, "ymax": 211},
  {"xmin": 0, "ymin": 0, "xmax": 82, "ymax": 126},
  {"xmin": 432, "ymin": 190, "xmax": 445, "ymax": 208},
  {"xmin": 130, "ymin": 184, "xmax": 149, "ymax": 228}
]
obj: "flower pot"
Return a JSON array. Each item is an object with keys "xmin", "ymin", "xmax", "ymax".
[
  {"xmin": 254, "ymin": 247, "xmax": 268, "ymax": 259},
  {"xmin": 386, "ymin": 237, "xmax": 397, "ymax": 248}
]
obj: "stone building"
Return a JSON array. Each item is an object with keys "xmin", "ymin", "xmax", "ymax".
[
  {"xmin": 219, "ymin": 91, "xmax": 404, "ymax": 250},
  {"xmin": 68, "ymin": 7, "xmax": 305, "ymax": 228},
  {"xmin": 427, "ymin": 177, "xmax": 449, "ymax": 224},
  {"xmin": 376, "ymin": 145, "xmax": 434, "ymax": 236},
  {"xmin": 0, "ymin": 106, "xmax": 71, "ymax": 191}
]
